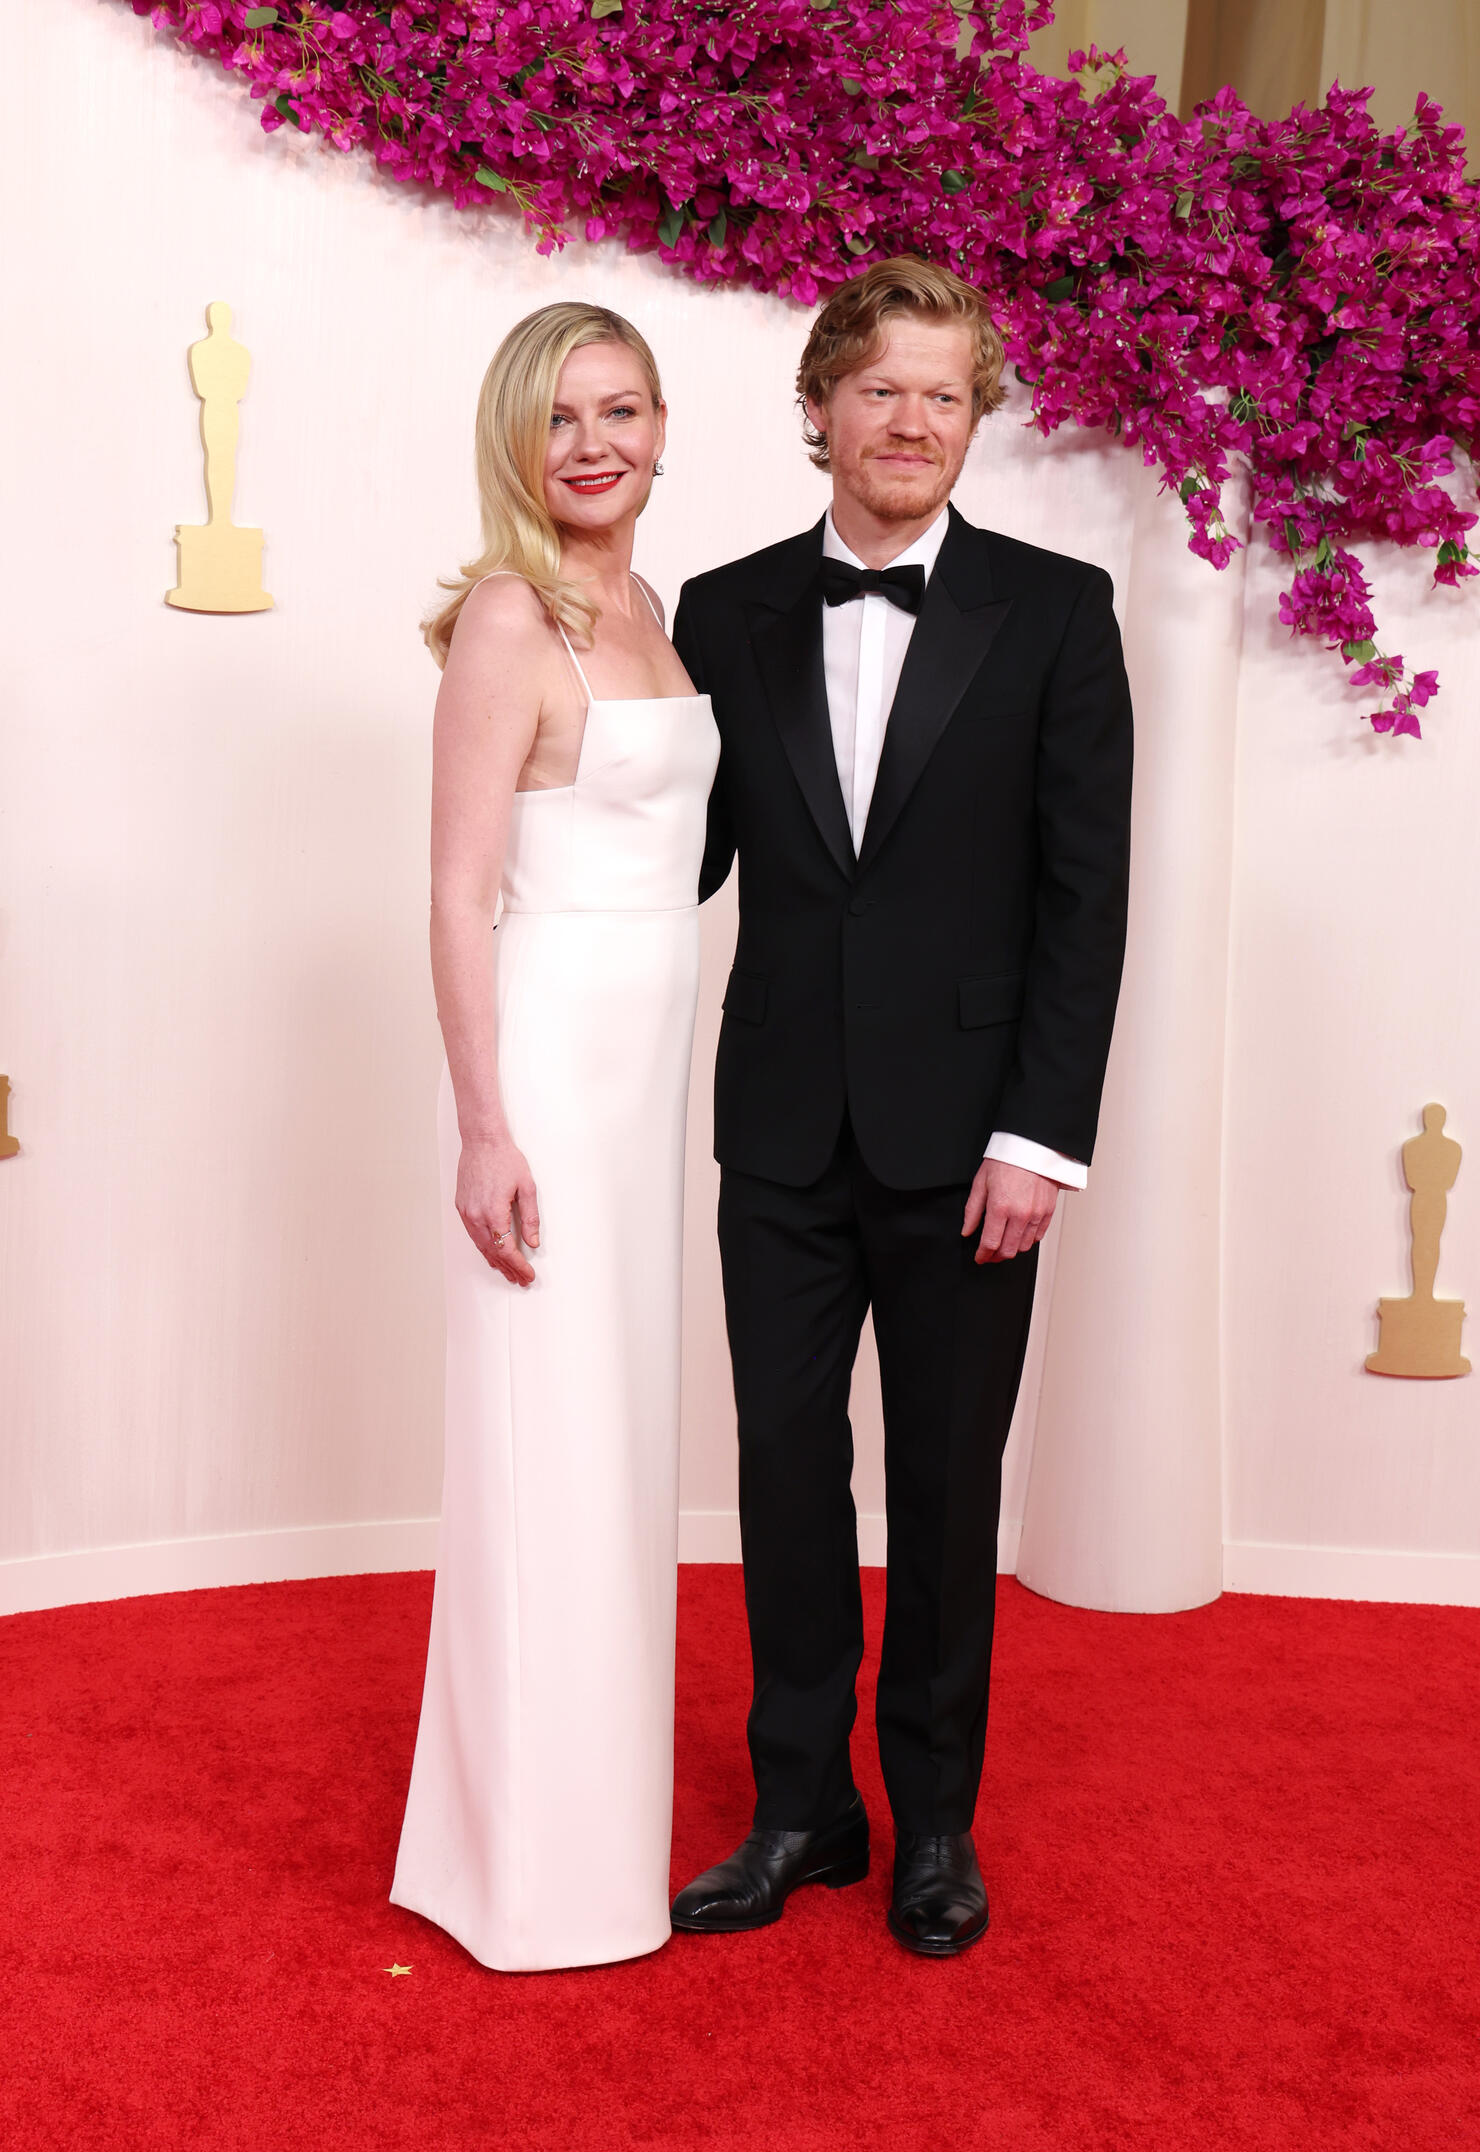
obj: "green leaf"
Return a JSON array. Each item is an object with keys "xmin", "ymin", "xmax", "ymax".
[
  {"xmin": 1173, "ymin": 189, "xmax": 1193, "ymax": 219},
  {"xmin": 845, "ymin": 233, "xmax": 871, "ymax": 255},
  {"xmin": 850, "ymin": 150, "xmax": 880, "ymax": 169},
  {"xmin": 474, "ymin": 166, "xmax": 509, "ymax": 192},
  {"xmin": 940, "ymin": 168, "xmax": 970, "ymax": 195},
  {"xmin": 707, "ymin": 209, "xmax": 727, "ymax": 245},
  {"xmin": 273, "ymin": 93, "xmax": 304, "ymax": 128},
  {"xmin": 1179, "ymin": 476, "xmax": 1199, "ymax": 503},
  {"xmin": 840, "ymin": 77, "xmax": 863, "ymax": 95},
  {"xmin": 591, "ymin": 0, "xmax": 623, "ymax": 16},
  {"xmin": 244, "ymin": 6, "xmax": 279, "ymax": 26},
  {"xmin": 1042, "ymin": 274, "xmax": 1075, "ymax": 303},
  {"xmin": 1283, "ymin": 517, "xmax": 1302, "ymax": 554},
  {"xmin": 1314, "ymin": 535, "xmax": 1334, "ymax": 568},
  {"xmin": 657, "ymin": 205, "xmax": 684, "ymax": 248},
  {"xmin": 1341, "ymin": 638, "xmax": 1377, "ymax": 663}
]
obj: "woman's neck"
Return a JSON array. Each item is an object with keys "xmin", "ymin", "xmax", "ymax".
[{"xmin": 559, "ymin": 517, "xmax": 639, "ymax": 615}]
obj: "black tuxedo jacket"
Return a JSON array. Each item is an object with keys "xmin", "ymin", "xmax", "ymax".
[{"xmin": 673, "ymin": 505, "xmax": 1133, "ymax": 1191}]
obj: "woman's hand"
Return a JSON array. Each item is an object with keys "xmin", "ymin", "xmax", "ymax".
[{"xmin": 456, "ymin": 1136, "xmax": 541, "ymax": 1287}]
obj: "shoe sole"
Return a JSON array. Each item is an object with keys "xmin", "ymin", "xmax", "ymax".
[
  {"xmin": 670, "ymin": 1850, "xmax": 870, "ymax": 1934},
  {"xmin": 885, "ymin": 1906, "xmax": 990, "ymax": 1957}
]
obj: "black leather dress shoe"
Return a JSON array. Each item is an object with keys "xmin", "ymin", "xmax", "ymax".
[
  {"xmin": 670, "ymin": 1793, "xmax": 869, "ymax": 1933},
  {"xmin": 887, "ymin": 1831, "xmax": 989, "ymax": 1956}
]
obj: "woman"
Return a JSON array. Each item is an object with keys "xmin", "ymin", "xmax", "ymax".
[{"xmin": 390, "ymin": 304, "xmax": 718, "ymax": 1971}]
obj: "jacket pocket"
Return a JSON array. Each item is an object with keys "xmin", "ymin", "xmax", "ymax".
[
  {"xmin": 722, "ymin": 968, "xmax": 769, "ymax": 1026},
  {"xmin": 959, "ymin": 972, "xmax": 1025, "ymax": 1029}
]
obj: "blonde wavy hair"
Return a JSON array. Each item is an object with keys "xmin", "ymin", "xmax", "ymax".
[
  {"xmin": 797, "ymin": 257, "xmax": 1006, "ymax": 471},
  {"xmin": 424, "ymin": 302, "xmax": 664, "ymax": 669}
]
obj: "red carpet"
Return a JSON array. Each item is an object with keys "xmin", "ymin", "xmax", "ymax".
[{"xmin": 2, "ymin": 1567, "xmax": 1477, "ymax": 2150}]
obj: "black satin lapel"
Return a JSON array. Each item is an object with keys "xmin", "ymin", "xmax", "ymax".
[
  {"xmin": 750, "ymin": 590, "xmax": 855, "ymax": 881},
  {"xmin": 855, "ymin": 579, "xmax": 1012, "ymax": 875}
]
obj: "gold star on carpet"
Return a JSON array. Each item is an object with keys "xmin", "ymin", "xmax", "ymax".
[{"xmin": 384, "ymin": 1963, "xmax": 413, "ymax": 1977}]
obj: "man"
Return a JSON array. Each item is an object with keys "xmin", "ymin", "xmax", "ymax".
[{"xmin": 670, "ymin": 258, "xmax": 1133, "ymax": 1955}]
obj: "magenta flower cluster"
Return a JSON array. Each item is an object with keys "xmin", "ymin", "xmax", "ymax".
[{"xmin": 133, "ymin": 0, "xmax": 1479, "ymax": 735}]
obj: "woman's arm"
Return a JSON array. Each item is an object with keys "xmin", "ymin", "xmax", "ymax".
[{"xmin": 430, "ymin": 576, "xmax": 551, "ymax": 1286}]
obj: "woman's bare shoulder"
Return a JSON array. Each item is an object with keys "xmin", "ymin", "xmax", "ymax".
[
  {"xmin": 449, "ymin": 573, "xmax": 553, "ymax": 668},
  {"xmin": 438, "ymin": 576, "xmax": 555, "ymax": 727}
]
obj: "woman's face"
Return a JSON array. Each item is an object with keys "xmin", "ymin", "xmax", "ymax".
[{"xmin": 543, "ymin": 341, "xmax": 665, "ymax": 534}]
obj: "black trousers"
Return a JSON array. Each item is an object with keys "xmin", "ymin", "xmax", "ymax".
[{"xmin": 717, "ymin": 1117, "xmax": 1039, "ymax": 1837}]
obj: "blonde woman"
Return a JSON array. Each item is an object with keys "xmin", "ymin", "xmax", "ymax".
[{"xmin": 390, "ymin": 304, "xmax": 717, "ymax": 1971}]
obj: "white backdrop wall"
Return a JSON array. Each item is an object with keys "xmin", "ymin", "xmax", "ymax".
[
  {"xmin": 2, "ymin": 0, "xmax": 1476, "ymax": 1614},
  {"xmin": 1222, "ymin": 539, "xmax": 1480, "ymax": 1596}
]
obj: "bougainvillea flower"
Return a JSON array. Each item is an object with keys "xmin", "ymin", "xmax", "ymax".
[{"xmin": 130, "ymin": 0, "xmax": 1480, "ymax": 736}]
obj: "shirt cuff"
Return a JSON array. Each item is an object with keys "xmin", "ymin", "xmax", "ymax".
[{"xmin": 983, "ymin": 1131, "xmax": 1088, "ymax": 1190}]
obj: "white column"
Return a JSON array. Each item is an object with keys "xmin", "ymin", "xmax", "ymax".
[{"xmin": 1015, "ymin": 465, "xmax": 1244, "ymax": 1612}]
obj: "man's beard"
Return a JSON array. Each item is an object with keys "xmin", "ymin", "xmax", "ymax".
[{"xmin": 846, "ymin": 443, "xmax": 961, "ymax": 525}]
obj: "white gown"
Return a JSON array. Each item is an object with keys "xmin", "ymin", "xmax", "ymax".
[{"xmin": 391, "ymin": 590, "xmax": 719, "ymax": 1971}]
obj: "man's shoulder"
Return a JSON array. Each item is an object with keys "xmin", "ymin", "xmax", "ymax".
[
  {"xmin": 954, "ymin": 513, "xmax": 1113, "ymax": 600},
  {"xmin": 678, "ymin": 522, "xmax": 824, "ymax": 609}
]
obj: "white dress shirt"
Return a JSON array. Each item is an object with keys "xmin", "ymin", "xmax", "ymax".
[{"xmin": 821, "ymin": 509, "xmax": 1088, "ymax": 1192}]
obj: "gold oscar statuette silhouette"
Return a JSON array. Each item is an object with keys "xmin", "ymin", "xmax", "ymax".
[
  {"xmin": 1366, "ymin": 1104, "xmax": 1470, "ymax": 1378},
  {"xmin": 167, "ymin": 302, "xmax": 274, "ymax": 614},
  {"xmin": 0, "ymin": 1075, "xmax": 19, "ymax": 1160}
]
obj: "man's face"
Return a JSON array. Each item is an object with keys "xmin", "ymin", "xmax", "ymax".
[{"xmin": 807, "ymin": 316, "xmax": 978, "ymax": 526}]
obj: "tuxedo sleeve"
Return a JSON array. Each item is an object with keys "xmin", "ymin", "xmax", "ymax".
[
  {"xmin": 674, "ymin": 582, "xmax": 736, "ymax": 903},
  {"xmin": 992, "ymin": 566, "xmax": 1133, "ymax": 1165}
]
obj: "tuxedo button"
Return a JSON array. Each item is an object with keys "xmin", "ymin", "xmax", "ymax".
[{"xmin": 847, "ymin": 896, "xmax": 870, "ymax": 917}]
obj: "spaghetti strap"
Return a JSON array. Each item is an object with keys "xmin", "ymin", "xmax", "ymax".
[
  {"xmin": 555, "ymin": 621, "xmax": 595, "ymax": 706},
  {"xmin": 470, "ymin": 572, "xmax": 596, "ymax": 704},
  {"xmin": 558, "ymin": 581, "xmax": 660, "ymax": 701},
  {"xmin": 471, "ymin": 570, "xmax": 662, "ymax": 701},
  {"xmin": 633, "ymin": 575, "xmax": 665, "ymax": 630}
]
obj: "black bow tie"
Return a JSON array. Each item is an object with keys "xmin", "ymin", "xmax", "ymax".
[{"xmin": 819, "ymin": 558, "xmax": 926, "ymax": 615}]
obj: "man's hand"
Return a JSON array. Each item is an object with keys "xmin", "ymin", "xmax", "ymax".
[{"xmin": 962, "ymin": 1158, "xmax": 1059, "ymax": 1264}]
